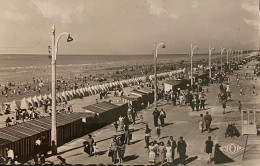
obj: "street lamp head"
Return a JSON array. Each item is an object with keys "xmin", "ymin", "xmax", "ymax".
[
  {"xmin": 211, "ymin": 48, "xmax": 215, "ymax": 51},
  {"xmin": 67, "ymin": 34, "xmax": 73, "ymax": 42},
  {"xmin": 162, "ymin": 44, "xmax": 166, "ymax": 48}
]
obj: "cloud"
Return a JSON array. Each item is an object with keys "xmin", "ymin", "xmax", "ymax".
[
  {"xmin": 191, "ymin": 1, "xmax": 199, "ymax": 8},
  {"xmin": 146, "ymin": 0, "xmax": 179, "ymax": 20},
  {"xmin": 243, "ymin": 18, "xmax": 259, "ymax": 28},
  {"xmin": 3, "ymin": 10, "xmax": 31, "ymax": 22},
  {"xmin": 168, "ymin": 13, "xmax": 179, "ymax": 20},
  {"xmin": 241, "ymin": 2, "xmax": 257, "ymax": 13},
  {"xmin": 32, "ymin": 0, "xmax": 84, "ymax": 24}
]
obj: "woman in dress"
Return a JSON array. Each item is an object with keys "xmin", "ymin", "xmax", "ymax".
[
  {"xmin": 166, "ymin": 141, "xmax": 173, "ymax": 165},
  {"xmin": 109, "ymin": 135, "xmax": 118, "ymax": 164},
  {"xmin": 118, "ymin": 116, "xmax": 124, "ymax": 131},
  {"xmin": 158, "ymin": 142, "xmax": 166, "ymax": 164},
  {"xmin": 198, "ymin": 114, "xmax": 204, "ymax": 133},
  {"xmin": 117, "ymin": 137, "xmax": 125, "ymax": 163},
  {"xmin": 148, "ymin": 142, "xmax": 157, "ymax": 165},
  {"xmin": 145, "ymin": 124, "xmax": 152, "ymax": 148}
]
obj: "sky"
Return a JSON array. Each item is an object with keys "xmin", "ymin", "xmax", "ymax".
[{"xmin": 0, "ymin": 0, "xmax": 259, "ymax": 55}]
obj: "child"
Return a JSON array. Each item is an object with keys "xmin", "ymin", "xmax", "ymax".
[
  {"xmin": 252, "ymin": 85, "xmax": 256, "ymax": 95},
  {"xmin": 239, "ymin": 87, "xmax": 243, "ymax": 95},
  {"xmin": 114, "ymin": 121, "xmax": 119, "ymax": 132},
  {"xmin": 93, "ymin": 142, "xmax": 99, "ymax": 157},
  {"xmin": 156, "ymin": 125, "xmax": 161, "ymax": 140},
  {"xmin": 140, "ymin": 115, "xmax": 144, "ymax": 124}
]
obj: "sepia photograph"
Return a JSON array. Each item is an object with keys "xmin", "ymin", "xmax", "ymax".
[{"xmin": 0, "ymin": 0, "xmax": 259, "ymax": 165}]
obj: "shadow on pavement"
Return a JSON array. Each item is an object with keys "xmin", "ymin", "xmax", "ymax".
[
  {"xmin": 163, "ymin": 122, "xmax": 174, "ymax": 127},
  {"xmin": 123, "ymin": 154, "xmax": 139, "ymax": 162},
  {"xmin": 160, "ymin": 136, "xmax": 169, "ymax": 140},
  {"xmin": 97, "ymin": 150, "xmax": 108, "ymax": 156},
  {"xmin": 210, "ymin": 127, "xmax": 219, "ymax": 132},
  {"xmin": 131, "ymin": 139, "xmax": 143, "ymax": 145},
  {"xmin": 185, "ymin": 156, "xmax": 198, "ymax": 165},
  {"xmin": 57, "ymin": 145, "xmax": 84, "ymax": 155}
]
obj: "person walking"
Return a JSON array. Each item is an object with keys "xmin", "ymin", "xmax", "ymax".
[
  {"xmin": 166, "ymin": 141, "xmax": 173, "ymax": 164},
  {"xmin": 158, "ymin": 142, "xmax": 166, "ymax": 164},
  {"xmin": 205, "ymin": 136, "xmax": 214, "ymax": 163},
  {"xmin": 148, "ymin": 142, "xmax": 157, "ymax": 165},
  {"xmin": 124, "ymin": 125, "xmax": 130, "ymax": 145},
  {"xmin": 153, "ymin": 108, "xmax": 160, "ymax": 127},
  {"xmin": 109, "ymin": 135, "xmax": 118, "ymax": 164},
  {"xmin": 118, "ymin": 116, "xmax": 124, "ymax": 131},
  {"xmin": 6, "ymin": 147, "xmax": 14, "ymax": 164},
  {"xmin": 169, "ymin": 136, "xmax": 177, "ymax": 162},
  {"xmin": 131, "ymin": 108, "xmax": 136, "ymax": 125},
  {"xmin": 177, "ymin": 136, "xmax": 187, "ymax": 166},
  {"xmin": 156, "ymin": 125, "xmax": 161, "ymax": 140},
  {"xmin": 198, "ymin": 114, "xmax": 204, "ymax": 133},
  {"xmin": 86, "ymin": 134, "xmax": 94, "ymax": 157},
  {"xmin": 204, "ymin": 112, "xmax": 212, "ymax": 133},
  {"xmin": 238, "ymin": 101, "xmax": 242, "ymax": 112},
  {"xmin": 117, "ymin": 137, "xmax": 125, "ymax": 163},
  {"xmin": 172, "ymin": 91, "xmax": 177, "ymax": 106},
  {"xmin": 222, "ymin": 100, "xmax": 226, "ymax": 114},
  {"xmin": 200, "ymin": 95, "xmax": 206, "ymax": 110},
  {"xmin": 93, "ymin": 142, "xmax": 99, "ymax": 157},
  {"xmin": 195, "ymin": 96, "xmax": 200, "ymax": 111},
  {"xmin": 145, "ymin": 124, "xmax": 152, "ymax": 148},
  {"xmin": 159, "ymin": 108, "xmax": 166, "ymax": 127}
]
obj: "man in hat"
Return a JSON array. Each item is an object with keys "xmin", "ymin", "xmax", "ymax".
[
  {"xmin": 152, "ymin": 108, "xmax": 160, "ymax": 127},
  {"xmin": 86, "ymin": 134, "xmax": 94, "ymax": 157},
  {"xmin": 177, "ymin": 136, "xmax": 187, "ymax": 165}
]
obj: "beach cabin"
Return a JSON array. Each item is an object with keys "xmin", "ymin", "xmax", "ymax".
[
  {"xmin": 0, "ymin": 112, "xmax": 92, "ymax": 160},
  {"xmin": 121, "ymin": 94, "xmax": 142, "ymax": 111},
  {"xmin": 164, "ymin": 79, "xmax": 189, "ymax": 92},
  {"xmin": 82, "ymin": 101, "xmax": 128, "ymax": 129}
]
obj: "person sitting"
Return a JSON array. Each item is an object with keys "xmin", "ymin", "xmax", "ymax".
[
  {"xmin": 5, "ymin": 117, "xmax": 12, "ymax": 126},
  {"xmin": 225, "ymin": 123, "xmax": 240, "ymax": 138},
  {"xmin": 11, "ymin": 117, "xmax": 18, "ymax": 126}
]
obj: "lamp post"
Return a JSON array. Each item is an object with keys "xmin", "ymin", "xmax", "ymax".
[
  {"xmin": 190, "ymin": 44, "xmax": 199, "ymax": 87},
  {"xmin": 208, "ymin": 46, "xmax": 215, "ymax": 79},
  {"xmin": 220, "ymin": 47, "xmax": 227, "ymax": 73},
  {"xmin": 51, "ymin": 24, "xmax": 73, "ymax": 154},
  {"xmin": 237, "ymin": 50, "xmax": 239, "ymax": 63},
  {"xmin": 227, "ymin": 48, "xmax": 232, "ymax": 71},
  {"xmin": 154, "ymin": 42, "xmax": 166, "ymax": 107}
]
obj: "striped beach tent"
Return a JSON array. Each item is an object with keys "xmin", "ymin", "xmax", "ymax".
[
  {"xmin": 56, "ymin": 92, "xmax": 62, "ymax": 103},
  {"xmin": 68, "ymin": 90, "xmax": 75, "ymax": 98},
  {"xmin": 62, "ymin": 91, "xmax": 69, "ymax": 101},
  {"xmin": 90, "ymin": 86, "xmax": 97, "ymax": 94},
  {"xmin": 20, "ymin": 98, "xmax": 30, "ymax": 110},
  {"xmin": 10, "ymin": 100, "xmax": 20, "ymax": 112},
  {"xmin": 0, "ymin": 103, "xmax": 4, "ymax": 115},
  {"xmin": 37, "ymin": 95, "xmax": 43, "ymax": 101},
  {"xmin": 27, "ymin": 97, "xmax": 34, "ymax": 107},
  {"xmin": 79, "ymin": 88, "xmax": 85, "ymax": 96},
  {"xmin": 65, "ymin": 91, "xmax": 72, "ymax": 100},
  {"xmin": 33, "ymin": 96, "xmax": 41, "ymax": 107},
  {"xmin": 86, "ymin": 87, "xmax": 93, "ymax": 95},
  {"xmin": 43, "ymin": 94, "xmax": 48, "ymax": 100}
]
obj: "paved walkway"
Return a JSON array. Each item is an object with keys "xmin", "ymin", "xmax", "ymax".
[{"xmin": 43, "ymin": 60, "xmax": 260, "ymax": 165}]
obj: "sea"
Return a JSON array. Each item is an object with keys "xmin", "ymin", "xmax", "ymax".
[
  {"xmin": 0, "ymin": 54, "xmax": 212, "ymax": 84},
  {"xmin": 0, "ymin": 54, "xmax": 211, "ymax": 70}
]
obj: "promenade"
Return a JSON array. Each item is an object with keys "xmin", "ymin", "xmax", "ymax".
[{"xmin": 44, "ymin": 60, "xmax": 260, "ymax": 165}]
